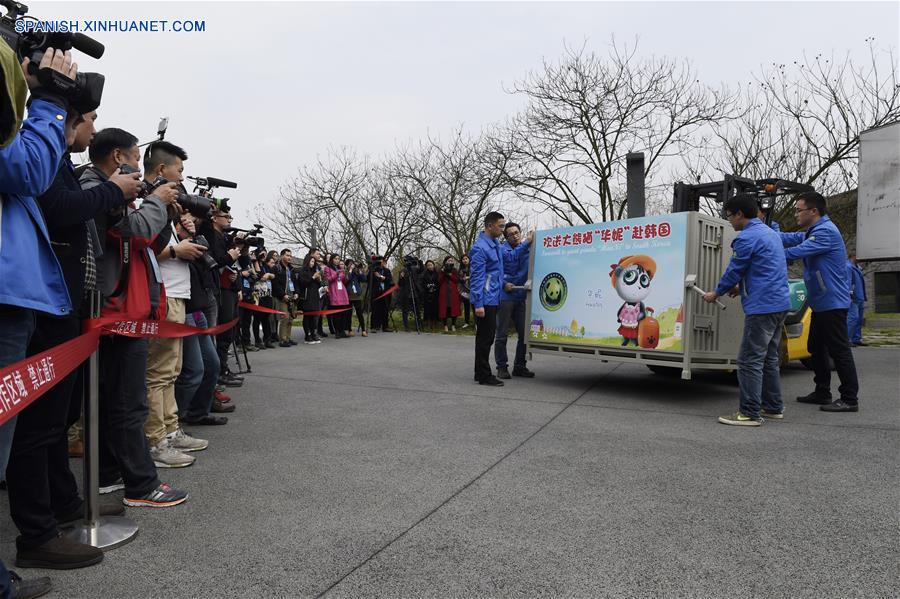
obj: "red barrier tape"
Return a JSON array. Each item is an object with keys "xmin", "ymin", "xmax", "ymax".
[
  {"xmin": 300, "ymin": 307, "xmax": 352, "ymax": 316},
  {"xmin": 0, "ymin": 317, "xmax": 240, "ymax": 428},
  {"xmin": 373, "ymin": 284, "xmax": 399, "ymax": 301},
  {"xmin": 238, "ymin": 301, "xmax": 286, "ymax": 316}
]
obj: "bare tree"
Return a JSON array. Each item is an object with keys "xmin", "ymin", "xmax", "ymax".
[
  {"xmin": 497, "ymin": 39, "xmax": 734, "ymax": 225},
  {"xmin": 683, "ymin": 40, "xmax": 900, "ymax": 221},
  {"xmin": 390, "ymin": 126, "xmax": 510, "ymax": 259}
]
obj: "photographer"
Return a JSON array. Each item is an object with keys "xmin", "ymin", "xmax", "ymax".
[
  {"xmin": 422, "ymin": 260, "xmax": 439, "ymax": 332},
  {"xmin": 438, "ymin": 256, "xmax": 462, "ymax": 333},
  {"xmin": 9, "ymin": 105, "xmax": 142, "ymax": 570},
  {"xmin": 237, "ymin": 246, "xmax": 258, "ymax": 352},
  {"xmin": 346, "ymin": 259, "xmax": 368, "ymax": 336},
  {"xmin": 143, "ymin": 141, "xmax": 208, "ymax": 466},
  {"xmin": 1, "ymin": 43, "xmax": 80, "ymax": 597},
  {"xmin": 369, "ymin": 256, "xmax": 394, "ymax": 333},
  {"xmin": 199, "ymin": 207, "xmax": 243, "ymax": 385},
  {"xmin": 250, "ymin": 249, "xmax": 276, "ymax": 349},
  {"xmin": 175, "ymin": 213, "xmax": 229, "ymax": 426},
  {"xmin": 80, "ymin": 127, "xmax": 188, "ymax": 508},
  {"xmin": 397, "ymin": 261, "xmax": 422, "ymax": 333},
  {"xmin": 271, "ymin": 249, "xmax": 297, "ymax": 347}
]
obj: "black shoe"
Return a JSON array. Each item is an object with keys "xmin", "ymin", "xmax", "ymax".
[
  {"xmin": 211, "ymin": 400, "xmax": 235, "ymax": 413},
  {"xmin": 15, "ymin": 533, "xmax": 104, "ymax": 570},
  {"xmin": 496, "ymin": 367, "xmax": 511, "ymax": 380},
  {"xmin": 9, "ymin": 571, "xmax": 52, "ymax": 599},
  {"xmin": 56, "ymin": 501, "xmax": 125, "ymax": 526},
  {"xmin": 182, "ymin": 415, "xmax": 228, "ymax": 426},
  {"xmin": 479, "ymin": 377, "xmax": 505, "ymax": 386},
  {"xmin": 820, "ymin": 399, "xmax": 859, "ymax": 412},
  {"xmin": 265, "ymin": 341, "xmax": 277, "ymax": 349},
  {"xmin": 796, "ymin": 391, "xmax": 832, "ymax": 405},
  {"xmin": 217, "ymin": 377, "xmax": 242, "ymax": 388},
  {"xmin": 278, "ymin": 342, "xmax": 291, "ymax": 347},
  {"xmin": 852, "ymin": 341, "xmax": 868, "ymax": 347},
  {"xmin": 224, "ymin": 371, "xmax": 244, "ymax": 381},
  {"xmin": 255, "ymin": 342, "xmax": 266, "ymax": 350},
  {"xmin": 289, "ymin": 340, "xmax": 299, "ymax": 345},
  {"xmin": 512, "ymin": 366, "xmax": 535, "ymax": 378},
  {"xmin": 319, "ymin": 332, "xmax": 328, "ymax": 338}
]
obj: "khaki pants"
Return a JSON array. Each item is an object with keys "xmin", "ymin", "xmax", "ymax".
[
  {"xmin": 275, "ymin": 299, "xmax": 292, "ymax": 343},
  {"xmin": 145, "ymin": 297, "xmax": 186, "ymax": 446}
]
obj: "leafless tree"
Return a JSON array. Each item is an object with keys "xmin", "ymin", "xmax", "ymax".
[
  {"xmin": 496, "ymin": 39, "xmax": 734, "ymax": 225},
  {"xmin": 390, "ymin": 126, "xmax": 510, "ymax": 260},
  {"xmin": 683, "ymin": 40, "xmax": 900, "ymax": 221}
]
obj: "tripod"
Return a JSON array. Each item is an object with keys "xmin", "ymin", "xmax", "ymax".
[{"xmin": 405, "ymin": 267, "xmax": 422, "ymax": 334}]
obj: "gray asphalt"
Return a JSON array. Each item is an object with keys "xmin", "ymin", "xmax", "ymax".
[{"xmin": 1, "ymin": 331, "xmax": 897, "ymax": 598}]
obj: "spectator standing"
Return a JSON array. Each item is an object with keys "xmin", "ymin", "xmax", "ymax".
[
  {"xmin": 297, "ymin": 253, "xmax": 324, "ymax": 344},
  {"xmin": 370, "ymin": 257, "xmax": 394, "ymax": 332},
  {"xmin": 438, "ymin": 257, "xmax": 462, "ymax": 332},
  {"xmin": 346, "ymin": 260, "xmax": 368, "ymax": 336},
  {"xmin": 422, "ymin": 260, "xmax": 440, "ymax": 332},
  {"xmin": 271, "ymin": 249, "xmax": 297, "ymax": 347},
  {"xmin": 324, "ymin": 254, "xmax": 353, "ymax": 338},
  {"xmin": 458, "ymin": 254, "xmax": 472, "ymax": 328}
]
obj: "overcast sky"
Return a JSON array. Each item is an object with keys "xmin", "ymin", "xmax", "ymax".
[{"xmin": 32, "ymin": 1, "xmax": 900, "ymax": 239}]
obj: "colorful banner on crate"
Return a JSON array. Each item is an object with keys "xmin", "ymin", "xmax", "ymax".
[{"xmin": 530, "ymin": 213, "xmax": 688, "ymax": 352}]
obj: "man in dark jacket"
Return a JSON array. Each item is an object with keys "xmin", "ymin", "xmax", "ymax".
[
  {"xmin": 271, "ymin": 249, "xmax": 297, "ymax": 347},
  {"xmin": 7, "ymin": 109, "xmax": 142, "ymax": 570},
  {"xmin": 81, "ymin": 127, "xmax": 189, "ymax": 508},
  {"xmin": 369, "ymin": 257, "xmax": 394, "ymax": 332},
  {"xmin": 781, "ymin": 191, "xmax": 860, "ymax": 412}
]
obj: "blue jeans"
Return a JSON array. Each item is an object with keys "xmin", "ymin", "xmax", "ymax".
[
  {"xmin": 494, "ymin": 300, "xmax": 527, "ymax": 370},
  {"xmin": 0, "ymin": 305, "xmax": 37, "ymax": 599},
  {"xmin": 175, "ymin": 312, "xmax": 219, "ymax": 421},
  {"xmin": 847, "ymin": 301, "xmax": 864, "ymax": 344},
  {"xmin": 737, "ymin": 312, "xmax": 787, "ymax": 419}
]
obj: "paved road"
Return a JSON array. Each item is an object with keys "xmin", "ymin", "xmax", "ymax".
[{"xmin": 2, "ymin": 332, "xmax": 897, "ymax": 598}]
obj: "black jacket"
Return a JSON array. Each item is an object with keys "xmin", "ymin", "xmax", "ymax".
[
  {"xmin": 271, "ymin": 262, "xmax": 293, "ymax": 300},
  {"xmin": 37, "ymin": 158, "xmax": 128, "ymax": 304},
  {"xmin": 295, "ymin": 265, "xmax": 322, "ymax": 312}
]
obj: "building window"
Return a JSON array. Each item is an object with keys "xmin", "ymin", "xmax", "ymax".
[{"xmin": 874, "ymin": 271, "xmax": 900, "ymax": 313}]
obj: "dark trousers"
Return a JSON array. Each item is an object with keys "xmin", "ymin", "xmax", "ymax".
[
  {"xmin": 253, "ymin": 297, "xmax": 273, "ymax": 343},
  {"xmin": 8, "ymin": 315, "xmax": 83, "ymax": 548},
  {"xmin": 216, "ymin": 289, "xmax": 238, "ymax": 374},
  {"xmin": 350, "ymin": 299, "xmax": 366, "ymax": 331},
  {"xmin": 239, "ymin": 304, "xmax": 253, "ymax": 344},
  {"xmin": 495, "ymin": 300, "xmax": 527, "ymax": 370},
  {"xmin": 461, "ymin": 297, "xmax": 471, "ymax": 324},
  {"xmin": 302, "ymin": 315, "xmax": 320, "ymax": 339},
  {"xmin": 371, "ymin": 298, "xmax": 390, "ymax": 330},
  {"xmin": 808, "ymin": 308, "xmax": 859, "ymax": 402},
  {"xmin": 0, "ymin": 305, "xmax": 36, "ymax": 597},
  {"xmin": 98, "ymin": 336, "xmax": 159, "ymax": 497},
  {"xmin": 474, "ymin": 305, "xmax": 498, "ymax": 381}
]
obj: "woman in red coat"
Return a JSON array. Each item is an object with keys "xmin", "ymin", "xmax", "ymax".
[{"xmin": 437, "ymin": 256, "xmax": 462, "ymax": 332}]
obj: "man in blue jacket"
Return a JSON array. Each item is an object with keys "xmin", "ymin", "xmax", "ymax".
[
  {"xmin": 494, "ymin": 222, "xmax": 535, "ymax": 379},
  {"xmin": 470, "ymin": 211, "xmax": 506, "ymax": 386},
  {"xmin": 704, "ymin": 194, "xmax": 791, "ymax": 426},
  {"xmin": 780, "ymin": 191, "xmax": 859, "ymax": 412},
  {"xmin": 0, "ymin": 44, "xmax": 78, "ymax": 599},
  {"xmin": 846, "ymin": 254, "xmax": 867, "ymax": 346}
]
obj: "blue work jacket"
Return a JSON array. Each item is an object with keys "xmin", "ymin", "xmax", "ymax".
[
  {"xmin": 716, "ymin": 219, "xmax": 791, "ymax": 315},
  {"xmin": 500, "ymin": 239, "xmax": 531, "ymax": 302},
  {"xmin": 780, "ymin": 216, "xmax": 851, "ymax": 312},
  {"xmin": 468, "ymin": 232, "xmax": 504, "ymax": 309},
  {"xmin": 0, "ymin": 99, "xmax": 71, "ymax": 316}
]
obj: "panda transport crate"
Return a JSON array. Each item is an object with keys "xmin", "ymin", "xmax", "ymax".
[{"xmin": 526, "ymin": 212, "xmax": 743, "ymax": 380}]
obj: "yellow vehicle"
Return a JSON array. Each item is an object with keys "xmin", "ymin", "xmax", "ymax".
[{"xmin": 781, "ymin": 279, "xmax": 814, "ymax": 368}]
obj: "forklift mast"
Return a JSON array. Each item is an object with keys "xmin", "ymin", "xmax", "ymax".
[{"xmin": 672, "ymin": 175, "xmax": 815, "ymax": 224}]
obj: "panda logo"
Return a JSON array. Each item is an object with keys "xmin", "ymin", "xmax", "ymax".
[{"xmin": 539, "ymin": 273, "xmax": 567, "ymax": 311}]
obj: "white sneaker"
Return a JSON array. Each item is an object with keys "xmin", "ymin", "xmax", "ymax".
[
  {"xmin": 167, "ymin": 428, "xmax": 208, "ymax": 453},
  {"xmin": 150, "ymin": 439, "xmax": 195, "ymax": 468}
]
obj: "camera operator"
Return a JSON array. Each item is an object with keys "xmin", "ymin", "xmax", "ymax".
[
  {"xmin": 0, "ymin": 42, "xmax": 81, "ymax": 597},
  {"xmin": 80, "ymin": 127, "xmax": 189, "ymax": 508},
  {"xmin": 398, "ymin": 258, "xmax": 423, "ymax": 333},
  {"xmin": 438, "ymin": 256, "xmax": 462, "ymax": 333},
  {"xmin": 369, "ymin": 256, "xmax": 394, "ymax": 333},
  {"xmin": 250, "ymin": 250, "xmax": 276, "ymax": 349},
  {"xmin": 174, "ymin": 213, "xmax": 229, "ymax": 426},
  {"xmin": 198, "ymin": 206, "xmax": 244, "ymax": 386},
  {"xmin": 8, "ymin": 104, "xmax": 145, "ymax": 570},
  {"xmin": 236, "ymin": 245, "xmax": 258, "ymax": 352},
  {"xmin": 346, "ymin": 260, "xmax": 368, "ymax": 336},
  {"xmin": 142, "ymin": 141, "xmax": 210, "ymax": 466},
  {"xmin": 271, "ymin": 249, "xmax": 297, "ymax": 347}
]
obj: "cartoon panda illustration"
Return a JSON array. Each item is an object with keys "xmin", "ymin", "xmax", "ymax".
[{"xmin": 609, "ymin": 255, "xmax": 656, "ymax": 347}]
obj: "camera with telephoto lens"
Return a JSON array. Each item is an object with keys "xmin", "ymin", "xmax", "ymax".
[
  {"xmin": 0, "ymin": 1, "xmax": 105, "ymax": 114},
  {"xmin": 224, "ymin": 224, "xmax": 264, "ymax": 249},
  {"xmin": 190, "ymin": 234, "xmax": 218, "ymax": 271},
  {"xmin": 118, "ymin": 164, "xmax": 214, "ymax": 218},
  {"xmin": 442, "ymin": 262, "xmax": 454, "ymax": 274}
]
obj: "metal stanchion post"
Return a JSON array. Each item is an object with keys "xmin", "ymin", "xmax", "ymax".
[{"xmin": 65, "ymin": 291, "xmax": 139, "ymax": 550}]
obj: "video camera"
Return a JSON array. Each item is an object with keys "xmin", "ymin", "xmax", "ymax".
[
  {"xmin": 224, "ymin": 224, "xmax": 265, "ymax": 249},
  {"xmin": 0, "ymin": 1, "xmax": 105, "ymax": 114},
  {"xmin": 119, "ymin": 164, "xmax": 214, "ymax": 219}
]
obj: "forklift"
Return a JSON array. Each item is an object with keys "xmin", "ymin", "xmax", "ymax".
[{"xmin": 672, "ymin": 175, "xmax": 818, "ymax": 369}]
